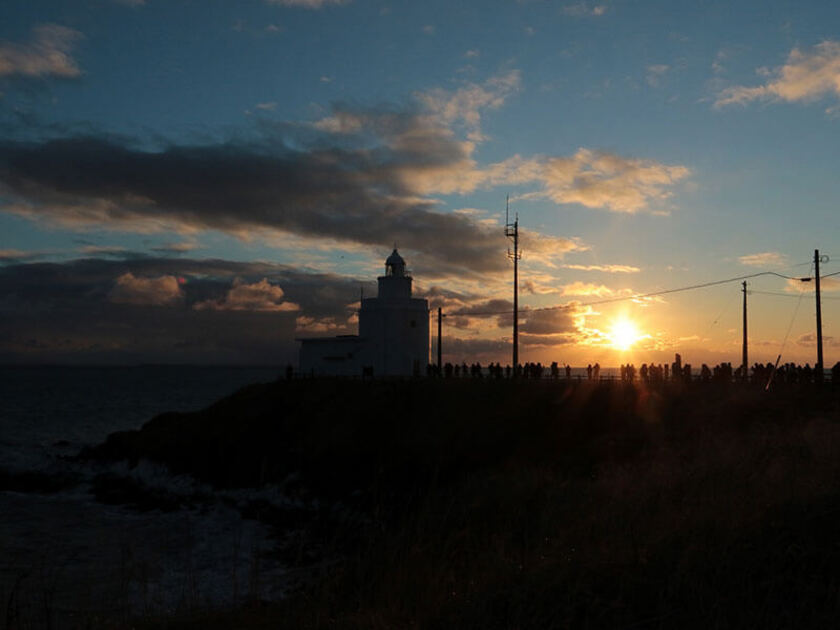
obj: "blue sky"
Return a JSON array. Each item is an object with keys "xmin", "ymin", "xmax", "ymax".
[{"xmin": 1, "ymin": 0, "xmax": 839, "ymax": 366}]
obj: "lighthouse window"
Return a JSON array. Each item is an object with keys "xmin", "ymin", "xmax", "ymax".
[{"xmin": 410, "ymin": 320, "xmax": 416, "ymax": 328}]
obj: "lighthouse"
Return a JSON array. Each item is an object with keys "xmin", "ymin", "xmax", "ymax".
[
  {"xmin": 359, "ymin": 249, "xmax": 430, "ymax": 376},
  {"xmin": 298, "ymin": 249, "xmax": 429, "ymax": 376}
]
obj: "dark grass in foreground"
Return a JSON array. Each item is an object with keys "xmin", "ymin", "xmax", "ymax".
[{"xmin": 86, "ymin": 379, "xmax": 840, "ymax": 628}]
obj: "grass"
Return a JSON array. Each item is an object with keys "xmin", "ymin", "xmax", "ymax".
[{"xmin": 80, "ymin": 379, "xmax": 840, "ymax": 628}]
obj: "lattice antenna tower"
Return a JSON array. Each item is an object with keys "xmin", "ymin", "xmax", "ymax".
[{"xmin": 505, "ymin": 195, "xmax": 521, "ymax": 372}]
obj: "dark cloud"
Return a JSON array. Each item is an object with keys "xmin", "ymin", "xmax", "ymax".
[
  {"xmin": 0, "ymin": 248, "xmax": 46, "ymax": 264},
  {"xmin": 0, "ymin": 130, "xmax": 507, "ymax": 274},
  {"xmin": 149, "ymin": 241, "xmax": 199, "ymax": 255},
  {"xmin": 0, "ymin": 96, "xmax": 584, "ymax": 275},
  {"xmin": 519, "ymin": 305, "xmax": 580, "ymax": 335},
  {"xmin": 450, "ymin": 298, "xmax": 512, "ymax": 316},
  {"xmin": 0, "ymin": 257, "xmax": 372, "ymax": 363},
  {"xmin": 0, "ymin": 255, "xmax": 592, "ymax": 364}
]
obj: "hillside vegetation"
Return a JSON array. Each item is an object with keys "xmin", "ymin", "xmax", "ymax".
[{"xmin": 86, "ymin": 378, "xmax": 840, "ymax": 628}]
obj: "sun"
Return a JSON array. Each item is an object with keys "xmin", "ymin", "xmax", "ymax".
[{"xmin": 609, "ymin": 318, "xmax": 642, "ymax": 351}]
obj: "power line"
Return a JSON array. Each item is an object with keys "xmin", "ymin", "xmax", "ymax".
[{"xmin": 446, "ymin": 270, "xmax": 802, "ymax": 317}]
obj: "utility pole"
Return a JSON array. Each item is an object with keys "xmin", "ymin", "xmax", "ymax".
[
  {"xmin": 815, "ymin": 249, "xmax": 824, "ymax": 381},
  {"xmin": 505, "ymin": 196, "xmax": 520, "ymax": 375},
  {"xmin": 437, "ymin": 306, "xmax": 442, "ymax": 375},
  {"xmin": 742, "ymin": 280, "xmax": 748, "ymax": 380}
]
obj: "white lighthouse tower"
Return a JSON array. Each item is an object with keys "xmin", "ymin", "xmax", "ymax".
[
  {"xmin": 297, "ymin": 249, "xmax": 429, "ymax": 377},
  {"xmin": 359, "ymin": 249, "xmax": 429, "ymax": 376}
]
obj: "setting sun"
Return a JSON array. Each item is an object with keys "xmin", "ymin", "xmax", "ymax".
[{"xmin": 609, "ymin": 318, "xmax": 642, "ymax": 351}]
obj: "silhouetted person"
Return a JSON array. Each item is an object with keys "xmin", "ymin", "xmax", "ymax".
[
  {"xmin": 565, "ymin": 364, "xmax": 571, "ymax": 380},
  {"xmin": 593, "ymin": 363, "xmax": 601, "ymax": 381},
  {"xmin": 587, "ymin": 364, "xmax": 593, "ymax": 380},
  {"xmin": 285, "ymin": 364, "xmax": 294, "ymax": 380}
]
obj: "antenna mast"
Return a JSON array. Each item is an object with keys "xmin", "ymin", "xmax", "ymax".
[
  {"xmin": 505, "ymin": 195, "xmax": 521, "ymax": 375},
  {"xmin": 815, "ymin": 249, "xmax": 825, "ymax": 381},
  {"xmin": 742, "ymin": 281, "xmax": 748, "ymax": 381}
]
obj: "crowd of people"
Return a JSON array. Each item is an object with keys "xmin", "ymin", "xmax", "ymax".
[{"xmin": 422, "ymin": 353, "xmax": 840, "ymax": 385}]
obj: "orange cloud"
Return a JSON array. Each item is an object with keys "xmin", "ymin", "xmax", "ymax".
[
  {"xmin": 739, "ymin": 251, "xmax": 787, "ymax": 267},
  {"xmin": 0, "ymin": 24, "xmax": 83, "ymax": 78},
  {"xmin": 109, "ymin": 272, "xmax": 183, "ymax": 306},
  {"xmin": 716, "ymin": 41, "xmax": 840, "ymax": 110},
  {"xmin": 536, "ymin": 149, "xmax": 690, "ymax": 213},
  {"xmin": 194, "ymin": 278, "xmax": 299, "ymax": 312},
  {"xmin": 562, "ymin": 263, "xmax": 640, "ymax": 273},
  {"xmin": 558, "ymin": 281, "xmax": 630, "ymax": 297}
]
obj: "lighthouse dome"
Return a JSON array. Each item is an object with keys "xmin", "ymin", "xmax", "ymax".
[{"xmin": 385, "ymin": 249, "xmax": 406, "ymax": 276}]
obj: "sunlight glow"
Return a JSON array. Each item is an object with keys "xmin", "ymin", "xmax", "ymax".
[{"xmin": 609, "ymin": 318, "xmax": 642, "ymax": 351}]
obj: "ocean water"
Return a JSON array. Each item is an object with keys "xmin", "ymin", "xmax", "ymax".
[{"xmin": 0, "ymin": 366, "xmax": 291, "ymax": 625}]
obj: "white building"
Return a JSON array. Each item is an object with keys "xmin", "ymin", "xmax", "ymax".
[{"xmin": 298, "ymin": 249, "xmax": 429, "ymax": 377}]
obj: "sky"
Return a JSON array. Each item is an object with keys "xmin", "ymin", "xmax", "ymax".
[{"xmin": 0, "ymin": 0, "xmax": 839, "ymax": 367}]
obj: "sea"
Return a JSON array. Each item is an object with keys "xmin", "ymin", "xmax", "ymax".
[{"xmin": 0, "ymin": 365, "xmax": 290, "ymax": 626}]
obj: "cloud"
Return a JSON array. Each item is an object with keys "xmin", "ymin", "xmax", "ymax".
[
  {"xmin": 0, "ymin": 257, "xmax": 360, "ymax": 363},
  {"xmin": 194, "ymin": 277, "xmax": 299, "ymax": 312},
  {"xmin": 796, "ymin": 333, "xmax": 840, "ymax": 348},
  {"xmin": 0, "ymin": 249, "xmax": 46, "ymax": 263},
  {"xmin": 79, "ymin": 245, "xmax": 128, "ymax": 257},
  {"xmin": 715, "ymin": 41, "xmax": 840, "ymax": 109},
  {"xmin": 520, "ymin": 305, "xmax": 581, "ymax": 335},
  {"xmin": 785, "ymin": 276, "xmax": 840, "ymax": 293},
  {"xmin": 295, "ymin": 314, "xmax": 347, "ymax": 333},
  {"xmin": 561, "ymin": 3, "xmax": 607, "ymax": 17},
  {"xmin": 0, "ymin": 24, "xmax": 83, "ymax": 78},
  {"xmin": 562, "ymin": 263, "xmax": 640, "ymax": 273},
  {"xmin": 255, "ymin": 102, "xmax": 278, "ymax": 111},
  {"xmin": 109, "ymin": 272, "xmax": 183, "ymax": 306},
  {"xmin": 150, "ymin": 241, "xmax": 199, "ymax": 254},
  {"xmin": 0, "ymin": 75, "xmax": 584, "ymax": 275},
  {"xmin": 521, "ymin": 149, "xmax": 690, "ymax": 213},
  {"xmin": 0, "ymin": 134, "xmax": 515, "ymax": 274},
  {"xmin": 0, "ymin": 69, "xmax": 685, "ymax": 281},
  {"xmin": 417, "ymin": 70, "xmax": 521, "ymax": 142},
  {"xmin": 557, "ymin": 281, "xmax": 626, "ymax": 297},
  {"xmin": 738, "ymin": 251, "xmax": 787, "ymax": 267},
  {"xmin": 265, "ymin": 0, "xmax": 349, "ymax": 8},
  {"xmin": 646, "ymin": 64, "xmax": 669, "ymax": 87}
]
